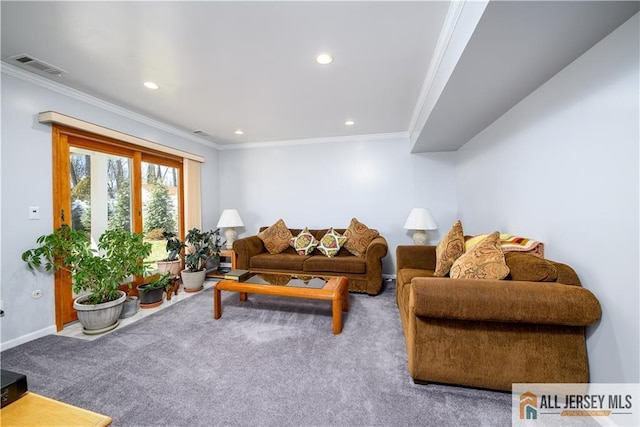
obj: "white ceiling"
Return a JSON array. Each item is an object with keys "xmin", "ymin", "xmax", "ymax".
[
  {"xmin": 1, "ymin": 1, "xmax": 638, "ymax": 151},
  {"xmin": 1, "ymin": 1, "xmax": 450, "ymax": 146}
]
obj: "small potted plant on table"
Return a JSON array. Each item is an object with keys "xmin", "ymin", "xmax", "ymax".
[
  {"xmin": 181, "ymin": 228, "xmax": 221, "ymax": 292},
  {"xmin": 22, "ymin": 225, "xmax": 152, "ymax": 334}
]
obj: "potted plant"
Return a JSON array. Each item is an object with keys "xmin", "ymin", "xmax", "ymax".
[
  {"xmin": 156, "ymin": 231, "xmax": 185, "ymax": 276},
  {"xmin": 137, "ymin": 273, "xmax": 172, "ymax": 308},
  {"xmin": 119, "ymin": 294, "xmax": 139, "ymax": 319},
  {"xmin": 22, "ymin": 224, "xmax": 152, "ymax": 334},
  {"xmin": 181, "ymin": 228, "xmax": 221, "ymax": 292}
]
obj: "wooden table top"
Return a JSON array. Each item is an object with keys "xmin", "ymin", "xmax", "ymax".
[{"xmin": 0, "ymin": 392, "xmax": 112, "ymax": 426}]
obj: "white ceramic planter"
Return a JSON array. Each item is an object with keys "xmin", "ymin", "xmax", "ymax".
[
  {"xmin": 181, "ymin": 269, "xmax": 206, "ymax": 292},
  {"xmin": 73, "ymin": 290, "xmax": 126, "ymax": 334}
]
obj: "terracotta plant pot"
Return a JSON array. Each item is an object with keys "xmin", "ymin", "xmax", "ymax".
[{"xmin": 157, "ymin": 260, "xmax": 182, "ymax": 276}]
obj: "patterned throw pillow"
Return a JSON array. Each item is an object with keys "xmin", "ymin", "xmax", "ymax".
[
  {"xmin": 289, "ymin": 227, "xmax": 319, "ymax": 255},
  {"xmin": 433, "ymin": 220, "xmax": 465, "ymax": 277},
  {"xmin": 343, "ymin": 218, "xmax": 379, "ymax": 257},
  {"xmin": 257, "ymin": 219, "xmax": 293, "ymax": 254},
  {"xmin": 450, "ymin": 231, "xmax": 510, "ymax": 280},
  {"xmin": 317, "ymin": 228, "xmax": 347, "ymax": 258}
]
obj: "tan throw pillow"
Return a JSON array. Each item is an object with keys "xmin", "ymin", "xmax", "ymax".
[
  {"xmin": 450, "ymin": 231, "xmax": 510, "ymax": 280},
  {"xmin": 257, "ymin": 219, "xmax": 293, "ymax": 254},
  {"xmin": 317, "ymin": 228, "xmax": 347, "ymax": 258},
  {"xmin": 343, "ymin": 218, "xmax": 379, "ymax": 257},
  {"xmin": 433, "ymin": 220, "xmax": 465, "ymax": 277},
  {"xmin": 289, "ymin": 227, "xmax": 319, "ymax": 256}
]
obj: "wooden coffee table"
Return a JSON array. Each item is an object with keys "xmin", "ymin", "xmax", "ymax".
[{"xmin": 213, "ymin": 273, "xmax": 349, "ymax": 334}]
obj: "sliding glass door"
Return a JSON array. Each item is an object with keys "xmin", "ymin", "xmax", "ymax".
[{"xmin": 52, "ymin": 125, "xmax": 183, "ymax": 330}]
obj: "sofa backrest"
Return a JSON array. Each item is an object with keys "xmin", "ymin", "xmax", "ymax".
[{"xmin": 504, "ymin": 252, "xmax": 581, "ymax": 286}]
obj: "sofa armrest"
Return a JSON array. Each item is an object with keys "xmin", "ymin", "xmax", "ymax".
[
  {"xmin": 232, "ymin": 236, "xmax": 266, "ymax": 269},
  {"xmin": 366, "ymin": 236, "xmax": 388, "ymax": 260},
  {"xmin": 396, "ymin": 245, "xmax": 436, "ymax": 271},
  {"xmin": 410, "ymin": 278, "xmax": 601, "ymax": 326},
  {"xmin": 364, "ymin": 235, "xmax": 388, "ymax": 275}
]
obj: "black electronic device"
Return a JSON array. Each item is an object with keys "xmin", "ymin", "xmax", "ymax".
[{"xmin": 1, "ymin": 369, "xmax": 28, "ymax": 408}]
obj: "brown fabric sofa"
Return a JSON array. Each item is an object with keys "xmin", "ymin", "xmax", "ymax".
[
  {"xmin": 395, "ymin": 245, "xmax": 602, "ymax": 391},
  {"xmin": 233, "ymin": 228, "xmax": 388, "ymax": 295}
]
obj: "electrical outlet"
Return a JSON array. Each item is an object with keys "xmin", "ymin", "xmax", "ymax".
[{"xmin": 29, "ymin": 206, "xmax": 40, "ymax": 220}]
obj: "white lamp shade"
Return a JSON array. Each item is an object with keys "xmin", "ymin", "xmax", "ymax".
[
  {"xmin": 216, "ymin": 209, "xmax": 244, "ymax": 228},
  {"xmin": 403, "ymin": 208, "xmax": 437, "ymax": 230}
]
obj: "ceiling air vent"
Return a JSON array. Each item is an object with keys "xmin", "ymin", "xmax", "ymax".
[
  {"xmin": 193, "ymin": 130, "xmax": 210, "ymax": 136},
  {"xmin": 8, "ymin": 54, "xmax": 67, "ymax": 77}
]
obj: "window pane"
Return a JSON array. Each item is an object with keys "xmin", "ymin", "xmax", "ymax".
[
  {"xmin": 70, "ymin": 148, "xmax": 132, "ymax": 241},
  {"xmin": 142, "ymin": 162, "xmax": 180, "ymax": 268}
]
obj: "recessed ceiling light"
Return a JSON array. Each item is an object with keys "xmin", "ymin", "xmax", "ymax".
[
  {"xmin": 234, "ymin": 129, "xmax": 244, "ymax": 135},
  {"xmin": 144, "ymin": 81, "xmax": 159, "ymax": 90},
  {"xmin": 345, "ymin": 120, "xmax": 355, "ymax": 126},
  {"xmin": 316, "ymin": 53, "xmax": 333, "ymax": 65}
]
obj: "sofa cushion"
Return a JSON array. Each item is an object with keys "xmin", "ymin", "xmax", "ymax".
[
  {"xmin": 289, "ymin": 227, "xmax": 319, "ymax": 255},
  {"xmin": 434, "ymin": 220, "xmax": 465, "ymax": 277},
  {"xmin": 257, "ymin": 219, "xmax": 294, "ymax": 254},
  {"xmin": 505, "ymin": 252, "xmax": 558, "ymax": 282},
  {"xmin": 343, "ymin": 218, "xmax": 379, "ymax": 257},
  {"xmin": 317, "ymin": 228, "xmax": 347, "ymax": 258},
  {"xmin": 450, "ymin": 231, "xmax": 510, "ymax": 280},
  {"xmin": 304, "ymin": 254, "xmax": 366, "ymax": 274},
  {"xmin": 249, "ymin": 253, "xmax": 309, "ymax": 270}
]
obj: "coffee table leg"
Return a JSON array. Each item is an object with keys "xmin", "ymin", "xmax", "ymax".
[
  {"xmin": 214, "ymin": 287, "xmax": 222, "ymax": 319},
  {"xmin": 342, "ymin": 290, "xmax": 349, "ymax": 312},
  {"xmin": 332, "ymin": 297, "xmax": 343, "ymax": 334},
  {"xmin": 240, "ymin": 292, "xmax": 247, "ymax": 302}
]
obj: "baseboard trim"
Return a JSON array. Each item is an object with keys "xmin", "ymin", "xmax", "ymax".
[
  {"xmin": 382, "ymin": 274, "xmax": 397, "ymax": 281},
  {"xmin": 0, "ymin": 325, "xmax": 57, "ymax": 352}
]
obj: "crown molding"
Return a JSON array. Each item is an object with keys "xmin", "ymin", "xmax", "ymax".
[
  {"xmin": 1, "ymin": 62, "xmax": 220, "ymax": 149},
  {"xmin": 216, "ymin": 131, "xmax": 409, "ymax": 151},
  {"xmin": 407, "ymin": 0, "xmax": 467, "ymax": 142},
  {"xmin": 3, "ymin": 61, "xmax": 411, "ymax": 152}
]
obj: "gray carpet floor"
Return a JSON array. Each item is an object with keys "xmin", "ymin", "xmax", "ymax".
[{"xmin": 1, "ymin": 281, "xmax": 511, "ymax": 426}]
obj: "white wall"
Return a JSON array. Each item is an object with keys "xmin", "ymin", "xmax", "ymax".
[
  {"xmin": 218, "ymin": 137, "xmax": 458, "ymax": 274},
  {"xmin": 456, "ymin": 14, "xmax": 639, "ymax": 383},
  {"xmin": 0, "ymin": 70, "xmax": 220, "ymax": 349}
]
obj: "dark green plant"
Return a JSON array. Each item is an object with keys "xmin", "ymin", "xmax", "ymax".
[
  {"xmin": 162, "ymin": 231, "xmax": 185, "ymax": 262},
  {"xmin": 22, "ymin": 225, "xmax": 152, "ymax": 305},
  {"xmin": 184, "ymin": 228, "xmax": 221, "ymax": 272},
  {"xmin": 141, "ymin": 273, "xmax": 173, "ymax": 293}
]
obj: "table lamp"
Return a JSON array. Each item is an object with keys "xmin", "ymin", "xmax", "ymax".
[
  {"xmin": 217, "ymin": 209, "xmax": 244, "ymax": 249},
  {"xmin": 403, "ymin": 208, "xmax": 437, "ymax": 245}
]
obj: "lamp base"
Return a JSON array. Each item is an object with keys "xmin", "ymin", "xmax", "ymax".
[
  {"xmin": 224, "ymin": 227, "xmax": 237, "ymax": 250},
  {"xmin": 412, "ymin": 230, "xmax": 428, "ymax": 245}
]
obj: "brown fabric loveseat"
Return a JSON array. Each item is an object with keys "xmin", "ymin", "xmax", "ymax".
[
  {"xmin": 234, "ymin": 227, "xmax": 388, "ymax": 295},
  {"xmin": 395, "ymin": 245, "xmax": 602, "ymax": 391}
]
